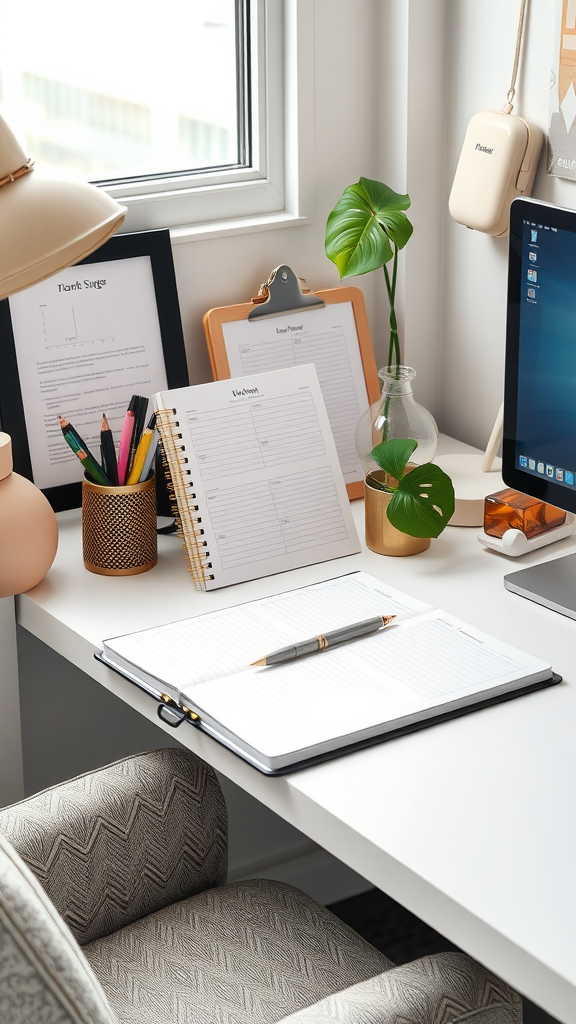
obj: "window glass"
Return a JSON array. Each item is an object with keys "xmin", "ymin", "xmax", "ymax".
[{"xmin": 0, "ymin": 0, "xmax": 241, "ymax": 183}]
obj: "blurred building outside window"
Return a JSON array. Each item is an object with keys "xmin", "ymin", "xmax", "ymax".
[{"xmin": 0, "ymin": 0, "xmax": 241, "ymax": 183}]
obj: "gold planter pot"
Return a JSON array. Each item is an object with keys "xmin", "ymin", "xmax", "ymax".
[{"xmin": 364, "ymin": 470, "xmax": 431, "ymax": 556}]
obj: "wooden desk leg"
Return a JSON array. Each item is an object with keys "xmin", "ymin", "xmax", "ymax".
[{"xmin": 0, "ymin": 597, "xmax": 25, "ymax": 806}]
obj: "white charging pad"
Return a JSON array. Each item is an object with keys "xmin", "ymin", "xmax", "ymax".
[
  {"xmin": 478, "ymin": 513, "xmax": 576, "ymax": 556},
  {"xmin": 434, "ymin": 453, "xmax": 504, "ymax": 527}
]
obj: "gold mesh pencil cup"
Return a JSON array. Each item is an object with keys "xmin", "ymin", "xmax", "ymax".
[{"xmin": 82, "ymin": 473, "xmax": 157, "ymax": 576}]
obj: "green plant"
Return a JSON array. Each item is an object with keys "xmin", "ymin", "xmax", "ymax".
[
  {"xmin": 370, "ymin": 439, "xmax": 454, "ymax": 538},
  {"xmin": 325, "ymin": 177, "xmax": 412, "ymax": 372}
]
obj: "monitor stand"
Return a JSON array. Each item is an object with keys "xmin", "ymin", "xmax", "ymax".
[{"xmin": 504, "ymin": 552, "xmax": 576, "ymax": 619}]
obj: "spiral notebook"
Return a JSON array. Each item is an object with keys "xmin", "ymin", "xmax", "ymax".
[{"xmin": 152, "ymin": 365, "xmax": 360, "ymax": 590}]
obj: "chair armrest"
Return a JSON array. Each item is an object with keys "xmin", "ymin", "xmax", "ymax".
[
  {"xmin": 0, "ymin": 748, "xmax": 227, "ymax": 946},
  {"xmin": 277, "ymin": 952, "xmax": 522, "ymax": 1024}
]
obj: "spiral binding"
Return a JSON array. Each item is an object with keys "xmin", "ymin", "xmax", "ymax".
[{"xmin": 155, "ymin": 407, "xmax": 214, "ymax": 591}]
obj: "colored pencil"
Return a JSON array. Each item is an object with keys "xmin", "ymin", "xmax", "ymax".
[
  {"xmin": 59, "ymin": 414, "xmax": 110, "ymax": 485},
  {"xmin": 58, "ymin": 415, "xmax": 91, "ymax": 454},
  {"xmin": 139, "ymin": 427, "xmax": 159, "ymax": 482},
  {"xmin": 61, "ymin": 427, "xmax": 111, "ymax": 486},
  {"xmin": 100, "ymin": 414, "xmax": 118, "ymax": 486},
  {"xmin": 127, "ymin": 414, "xmax": 156, "ymax": 485},
  {"xmin": 126, "ymin": 395, "xmax": 148, "ymax": 479},
  {"xmin": 117, "ymin": 401, "xmax": 136, "ymax": 485}
]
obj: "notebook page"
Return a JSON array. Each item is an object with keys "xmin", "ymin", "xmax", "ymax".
[
  {"xmin": 103, "ymin": 572, "xmax": 431, "ymax": 693},
  {"xmin": 185, "ymin": 610, "xmax": 552, "ymax": 766},
  {"xmin": 154, "ymin": 365, "xmax": 359, "ymax": 589},
  {"xmin": 222, "ymin": 303, "xmax": 369, "ymax": 485}
]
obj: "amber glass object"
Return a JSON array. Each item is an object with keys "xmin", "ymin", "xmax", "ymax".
[{"xmin": 484, "ymin": 488, "xmax": 566, "ymax": 539}]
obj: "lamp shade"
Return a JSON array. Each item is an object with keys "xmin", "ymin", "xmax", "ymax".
[
  {"xmin": 0, "ymin": 114, "xmax": 126, "ymax": 300},
  {"xmin": 0, "ymin": 111, "xmax": 127, "ymax": 598}
]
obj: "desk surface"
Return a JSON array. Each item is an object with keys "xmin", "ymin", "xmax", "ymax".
[{"xmin": 16, "ymin": 437, "xmax": 576, "ymax": 1024}]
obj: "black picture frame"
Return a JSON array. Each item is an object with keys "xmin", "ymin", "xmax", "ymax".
[{"xmin": 0, "ymin": 228, "xmax": 189, "ymax": 512}]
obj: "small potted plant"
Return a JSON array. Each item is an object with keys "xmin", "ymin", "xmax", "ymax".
[
  {"xmin": 325, "ymin": 178, "xmax": 454, "ymax": 553},
  {"xmin": 366, "ymin": 438, "xmax": 454, "ymax": 555}
]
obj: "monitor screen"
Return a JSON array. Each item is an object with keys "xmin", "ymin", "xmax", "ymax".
[{"xmin": 503, "ymin": 197, "xmax": 576, "ymax": 514}]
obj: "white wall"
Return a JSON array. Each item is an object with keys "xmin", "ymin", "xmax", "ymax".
[
  {"xmin": 170, "ymin": 0, "xmax": 382, "ymax": 387},
  {"xmin": 440, "ymin": 0, "xmax": 576, "ymax": 449}
]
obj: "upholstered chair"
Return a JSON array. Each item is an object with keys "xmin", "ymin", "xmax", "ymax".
[{"xmin": 0, "ymin": 748, "xmax": 522, "ymax": 1024}]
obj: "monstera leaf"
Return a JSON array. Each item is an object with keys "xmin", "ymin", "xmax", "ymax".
[
  {"xmin": 370, "ymin": 438, "xmax": 455, "ymax": 539},
  {"xmin": 325, "ymin": 177, "xmax": 413, "ymax": 278}
]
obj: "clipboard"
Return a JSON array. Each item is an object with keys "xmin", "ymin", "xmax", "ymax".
[{"xmin": 203, "ymin": 265, "xmax": 380, "ymax": 499}]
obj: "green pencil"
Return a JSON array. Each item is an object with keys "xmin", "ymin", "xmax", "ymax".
[{"xmin": 62, "ymin": 429, "xmax": 111, "ymax": 486}]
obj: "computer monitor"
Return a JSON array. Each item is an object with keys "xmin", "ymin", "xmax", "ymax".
[{"xmin": 502, "ymin": 196, "xmax": 576, "ymax": 617}]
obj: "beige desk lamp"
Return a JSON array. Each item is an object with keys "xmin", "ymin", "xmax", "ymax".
[{"xmin": 0, "ymin": 110, "xmax": 126, "ymax": 596}]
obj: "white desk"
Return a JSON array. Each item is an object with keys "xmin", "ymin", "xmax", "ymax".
[{"xmin": 7, "ymin": 437, "xmax": 576, "ymax": 1024}]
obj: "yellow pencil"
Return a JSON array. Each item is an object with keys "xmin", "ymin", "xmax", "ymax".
[{"xmin": 126, "ymin": 419, "xmax": 154, "ymax": 484}]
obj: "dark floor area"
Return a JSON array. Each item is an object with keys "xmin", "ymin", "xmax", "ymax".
[{"xmin": 328, "ymin": 888, "xmax": 560, "ymax": 1024}]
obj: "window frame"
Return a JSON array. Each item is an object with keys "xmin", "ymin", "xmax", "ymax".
[{"xmin": 98, "ymin": 0, "xmax": 306, "ymax": 235}]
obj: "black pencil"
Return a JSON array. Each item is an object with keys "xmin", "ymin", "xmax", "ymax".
[
  {"xmin": 127, "ymin": 395, "xmax": 148, "ymax": 478},
  {"xmin": 100, "ymin": 414, "xmax": 118, "ymax": 486}
]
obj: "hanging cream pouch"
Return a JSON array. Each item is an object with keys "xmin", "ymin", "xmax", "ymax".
[{"xmin": 449, "ymin": 110, "xmax": 542, "ymax": 236}]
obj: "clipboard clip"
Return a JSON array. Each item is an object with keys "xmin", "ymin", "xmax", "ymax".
[{"xmin": 248, "ymin": 265, "xmax": 326, "ymax": 321}]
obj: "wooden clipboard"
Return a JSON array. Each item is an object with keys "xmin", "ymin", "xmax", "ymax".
[{"xmin": 203, "ymin": 266, "xmax": 380, "ymax": 499}]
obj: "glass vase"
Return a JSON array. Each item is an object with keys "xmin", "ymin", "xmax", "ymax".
[{"xmin": 355, "ymin": 365, "xmax": 438, "ymax": 475}]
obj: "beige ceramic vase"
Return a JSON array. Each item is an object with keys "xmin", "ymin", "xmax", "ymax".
[
  {"xmin": 0, "ymin": 432, "xmax": 58, "ymax": 597},
  {"xmin": 364, "ymin": 469, "xmax": 431, "ymax": 556}
]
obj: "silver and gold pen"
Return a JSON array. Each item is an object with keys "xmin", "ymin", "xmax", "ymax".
[{"xmin": 251, "ymin": 615, "xmax": 396, "ymax": 667}]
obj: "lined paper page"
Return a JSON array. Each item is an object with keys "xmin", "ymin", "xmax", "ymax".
[
  {"xmin": 103, "ymin": 572, "xmax": 431, "ymax": 691},
  {"xmin": 186, "ymin": 610, "xmax": 552, "ymax": 766},
  {"xmin": 222, "ymin": 303, "xmax": 369, "ymax": 484},
  {"xmin": 154, "ymin": 365, "xmax": 359, "ymax": 589}
]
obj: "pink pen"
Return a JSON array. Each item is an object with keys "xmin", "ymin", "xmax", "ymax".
[{"xmin": 116, "ymin": 408, "xmax": 135, "ymax": 485}]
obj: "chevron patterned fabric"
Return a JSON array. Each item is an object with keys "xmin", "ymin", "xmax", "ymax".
[
  {"xmin": 0, "ymin": 749, "xmax": 227, "ymax": 946},
  {"xmin": 0, "ymin": 832, "xmax": 117, "ymax": 1024},
  {"xmin": 278, "ymin": 952, "xmax": 523, "ymax": 1024},
  {"xmin": 83, "ymin": 877, "xmax": 393, "ymax": 1024},
  {"xmin": 0, "ymin": 749, "xmax": 525, "ymax": 1024}
]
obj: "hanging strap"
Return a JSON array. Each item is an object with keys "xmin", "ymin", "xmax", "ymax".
[{"xmin": 503, "ymin": 0, "xmax": 528, "ymax": 113}]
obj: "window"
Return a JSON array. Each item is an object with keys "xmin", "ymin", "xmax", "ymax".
[{"xmin": 0, "ymin": 0, "xmax": 299, "ymax": 232}]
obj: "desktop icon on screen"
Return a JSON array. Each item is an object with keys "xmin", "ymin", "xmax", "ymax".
[
  {"xmin": 556, "ymin": 468, "xmax": 564, "ymax": 482},
  {"xmin": 528, "ymin": 251, "xmax": 537, "ymax": 262},
  {"xmin": 565, "ymin": 471, "xmax": 575, "ymax": 485},
  {"xmin": 528, "ymin": 458, "xmax": 536, "ymax": 470},
  {"xmin": 537, "ymin": 462, "xmax": 545, "ymax": 473},
  {"xmin": 528, "ymin": 269, "xmax": 538, "ymax": 283},
  {"xmin": 527, "ymin": 288, "xmax": 536, "ymax": 299},
  {"xmin": 531, "ymin": 229, "xmax": 538, "ymax": 242},
  {"xmin": 546, "ymin": 464, "xmax": 554, "ymax": 477},
  {"xmin": 519, "ymin": 456, "xmax": 528, "ymax": 467}
]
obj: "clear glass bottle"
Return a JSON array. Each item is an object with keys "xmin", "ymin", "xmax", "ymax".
[{"xmin": 355, "ymin": 366, "xmax": 438, "ymax": 475}]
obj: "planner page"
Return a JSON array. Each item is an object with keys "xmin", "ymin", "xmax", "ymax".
[
  {"xmin": 102, "ymin": 571, "xmax": 432, "ymax": 696},
  {"xmin": 222, "ymin": 303, "xmax": 369, "ymax": 486},
  {"xmin": 154, "ymin": 365, "xmax": 359, "ymax": 589},
  {"xmin": 185, "ymin": 610, "xmax": 553, "ymax": 770}
]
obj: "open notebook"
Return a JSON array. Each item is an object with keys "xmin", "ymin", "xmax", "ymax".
[{"xmin": 99, "ymin": 572, "xmax": 558, "ymax": 774}]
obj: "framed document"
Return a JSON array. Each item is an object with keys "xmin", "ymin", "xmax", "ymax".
[{"xmin": 0, "ymin": 229, "xmax": 189, "ymax": 511}]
